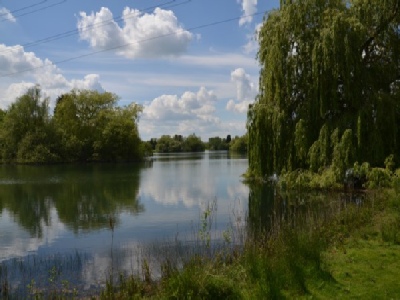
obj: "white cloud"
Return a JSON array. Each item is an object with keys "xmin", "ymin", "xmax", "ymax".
[
  {"xmin": 71, "ymin": 74, "xmax": 104, "ymax": 91},
  {"xmin": 139, "ymin": 87, "xmax": 222, "ymax": 139},
  {"xmin": 0, "ymin": 44, "xmax": 105, "ymax": 109},
  {"xmin": 143, "ymin": 86, "xmax": 217, "ymax": 120},
  {"xmin": 226, "ymin": 99, "xmax": 252, "ymax": 114},
  {"xmin": 177, "ymin": 53, "xmax": 258, "ymax": 69},
  {"xmin": 243, "ymin": 22, "xmax": 262, "ymax": 54},
  {"xmin": 237, "ymin": 0, "xmax": 258, "ymax": 26},
  {"xmin": 77, "ymin": 7, "xmax": 193, "ymax": 59},
  {"xmin": 226, "ymin": 68, "xmax": 257, "ymax": 114},
  {"xmin": 0, "ymin": 45, "xmax": 43, "ymax": 75},
  {"xmin": 2, "ymin": 82, "xmax": 35, "ymax": 106},
  {"xmin": 0, "ymin": 7, "xmax": 16, "ymax": 23},
  {"xmin": 231, "ymin": 68, "xmax": 255, "ymax": 100}
]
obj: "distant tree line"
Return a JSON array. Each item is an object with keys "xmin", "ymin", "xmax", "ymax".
[
  {"xmin": 0, "ymin": 86, "xmax": 144, "ymax": 164},
  {"xmin": 146, "ymin": 134, "xmax": 248, "ymax": 154},
  {"xmin": 207, "ymin": 135, "xmax": 231, "ymax": 151},
  {"xmin": 229, "ymin": 134, "xmax": 248, "ymax": 154},
  {"xmin": 146, "ymin": 134, "xmax": 205, "ymax": 153}
]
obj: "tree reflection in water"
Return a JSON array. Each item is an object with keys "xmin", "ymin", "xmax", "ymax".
[{"xmin": 0, "ymin": 164, "xmax": 144, "ymax": 237}]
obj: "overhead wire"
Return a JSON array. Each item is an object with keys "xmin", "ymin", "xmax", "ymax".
[
  {"xmin": 0, "ymin": 0, "xmax": 190, "ymax": 53},
  {"xmin": 22, "ymin": 0, "xmax": 189, "ymax": 49},
  {"xmin": 0, "ymin": 0, "xmax": 67, "ymax": 23},
  {"xmin": 0, "ymin": 0, "xmax": 48, "ymax": 17},
  {"xmin": 0, "ymin": 9, "xmax": 269, "ymax": 78}
]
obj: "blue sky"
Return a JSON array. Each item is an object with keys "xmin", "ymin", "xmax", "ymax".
[{"xmin": 0, "ymin": 0, "xmax": 280, "ymax": 140}]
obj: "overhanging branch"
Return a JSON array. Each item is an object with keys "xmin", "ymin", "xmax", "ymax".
[{"xmin": 360, "ymin": 0, "xmax": 400, "ymax": 57}]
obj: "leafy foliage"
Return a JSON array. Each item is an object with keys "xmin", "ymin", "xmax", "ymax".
[
  {"xmin": 229, "ymin": 134, "xmax": 248, "ymax": 153},
  {"xmin": 208, "ymin": 136, "xmax": 230, "ymax": 151},
  {"xmin": 248, "ymin": 0, "xmax": 400, "ymax": 181},
  {"xmin": 0, "ymin": 87, "xmax": 144, "ymax": 163},
  {"xmin": 0, "ymin": 85, "xmax": 59, "ymax": 163},
  {"xmin": 154, "ymin": 134, "xmax": 205, "ymax": 153}
]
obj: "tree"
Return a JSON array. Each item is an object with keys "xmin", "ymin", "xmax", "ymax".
[
  {"xmin": 208, "ymin": 136, "xmax": 229, "ymax": 150},
  {"xmin": 154, "ymin": 134, "xmax": 205, "ymax": 153},
  {"xmin": 0, "ymin": 108, "xmax": 5, "ymax": 123},
  {"xmin": 53, "ymin": 90, "xmax": 118, "ymax": 161},
  {"xmin": 0, "ymin": 85, "xmax": 59, "ymax": 163},
  {"xmin": 155, "ymin": 135, "xmax": 179, "ymax": 153},
  {"xmin": 230, "ymin": 134, "xmax": 248, "ymax": 153},
  {"xmin": 248, "ymin": 0, "xmax": 400, "ymax": 179},
  {"xmin": 94, "ymin": 104, "xmax": 143, "ymax": 161},
  {"xmin": 182, "ymin": 134, "xmax": 205, "ymax": 152},
  {"xmin": 53, "ymin": 89, "xmax": 143, "ymax": 162}
]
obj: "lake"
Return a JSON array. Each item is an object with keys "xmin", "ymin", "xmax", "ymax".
[
  {"xmin": 0, "ymin": 151, "xmax": 250, "ymax": 296},
  {"xmin": 0, "ymin": 151, "xmax": 365, "ymax": 297}
]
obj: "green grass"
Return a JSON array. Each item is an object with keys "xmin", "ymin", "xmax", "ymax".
[
  {"xmin": 2, "ymin": 189, "xmax": 399, "ymax": 299},
  {"xmin": 99, "ymin": 189, "xmax": 400, "ymax": 300},
  {"xmin": 319, "ymin": 241, "xmax": 400, "ymax": 299}
]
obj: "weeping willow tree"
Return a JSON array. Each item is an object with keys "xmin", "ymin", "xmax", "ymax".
[{"xmin": 247, "ymin": 0, "xmax": 400, "ymax": 179}]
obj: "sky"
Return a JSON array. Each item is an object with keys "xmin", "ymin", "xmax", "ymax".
[{"xmin": 0, "ymin": 0, "xmax": 280, "ymax": 141}]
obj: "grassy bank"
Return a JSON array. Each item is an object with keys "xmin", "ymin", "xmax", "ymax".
[
  {"xmin": 95, "ymin": 188, "xmax": 400, "ymax": 299},
  {"xmin": 2, "ymin": 188, "xmax": 398, "ymax": 299}
]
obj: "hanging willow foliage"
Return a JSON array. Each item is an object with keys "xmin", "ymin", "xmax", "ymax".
[{"xmin": 247, "ymin": 0, "xmax": 400, "ymax": 179}]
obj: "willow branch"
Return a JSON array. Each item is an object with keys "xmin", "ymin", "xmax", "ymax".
[{"xmin": 361, "ymin": 1, "xmax": 400, "ymax": 57}]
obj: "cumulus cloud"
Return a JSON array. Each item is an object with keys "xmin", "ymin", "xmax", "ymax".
[
  {"xmin": 0, "ymin": 44, "xmax": 105, "ymax": 109},
  {"xmin": 0, "ymin": 45, "xmax": 43, "ymax": 75},
  {"xmin": 143, "ymin": 87, "xmax": 217, "ymax": 121},
  {"xmin": 139, "ymin": 87, "xmax": 222, "ymax": 139},
  {"xmin": 237, "ymin": 0, "xmax": 258, "ymax": 26},
  {"xmin": 226, "ymin": 68, "xmax": 257, "ymax": 114},
  {"xmin": 77, "ymin": 7, "xmax": 193, "ymax": 59},
  {"xmin": 71, "ymin": 74, "xmax": 104, "ymax": 91},
  {"xmin": 0, "ymin": 7, "xmax": 16, "ymax": 23}
]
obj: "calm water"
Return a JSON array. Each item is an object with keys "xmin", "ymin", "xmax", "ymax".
[
  {"xmin": 0, "ymin": 151, "xmax": 249, "ymax": 295},
  {"xmin": 0, "ymin": 151, "xmax": 365, "ymax": 296}
]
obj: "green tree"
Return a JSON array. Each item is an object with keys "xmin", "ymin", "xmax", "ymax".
[
  {"xmin": 154, "ymin": 134, "xmax": 205, "ymax": 153},
  {"xmin": 230, "ymin": 134, "xmax": 248, "ymax": 153},
  {"xmin": 0, "ymin": 108, "xmax": 5, "ymax": 123},
  {"xmin": 208, "ymin": 136, "xmax": 229, "ymax": 150},
  {"xmin": 53, "ymin": 90, "xmax": 118, "ymax": 161},
  {"xmin": 182, "ymin": 134, "xmax": 205, "ymax": 152},
  {"xmin": 155, "ymin": 135, "xmax": 178, "ymax": 153},
  {"xmin": 0, "ymin": 86, "xmax": 59, "ymax": 163},
  {"xmin": 94, "ymin": 104, "xmax": 143, "ymax": 161},
  {"xmin": 248, "ymin": 0, "xmax": 400, "ymax": 179},
  {"xmin": 53, "ymin": 90, "xmax": 143, "ymax": 162}
]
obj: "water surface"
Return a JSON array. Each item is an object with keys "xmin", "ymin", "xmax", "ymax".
[
  {"xmin": 0, "ymin": 151, "xmax": 249, "ymax": 295},
  {"xmin": 0, "ymin": 151, "xmax": 364, "ymax": 297}
]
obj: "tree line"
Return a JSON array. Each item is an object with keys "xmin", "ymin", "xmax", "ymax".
[
  {"xmin": 247, "ymin": 0, "xmax": 400, "ymax": 182},
  {"xmin": 0, "ymin": 86, "xmax": 143, "ymax": 163},
  {"xmin": 0, "ymin": 86, "xmax": 248, "ymax": 163},
  {"xmin": 146, "ymin": 134, "xmax": 247, "ymax": 154}
]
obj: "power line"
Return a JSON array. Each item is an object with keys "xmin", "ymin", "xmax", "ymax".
[
  {"xmin": 24, "ymin": 0, "xmax": 189, "ymax": 49},
  {"xmin": 0, "ymin": 0, "xmax": 48, "ymax": 17},
  {"xmin": 0, "ymin": 0, "xmax": 190, "ymax": 53},
  {"xmin": 0, "ymin": 0, "xmax": 67, "ymax": 23},
  {"xmin": 0, "ymin": 10, "xmax": 269, "ymax": 78}
]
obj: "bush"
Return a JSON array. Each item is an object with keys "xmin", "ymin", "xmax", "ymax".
[{"xmin": 367, "ymin": 168, "xmax": 392, "ymax": 189}]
